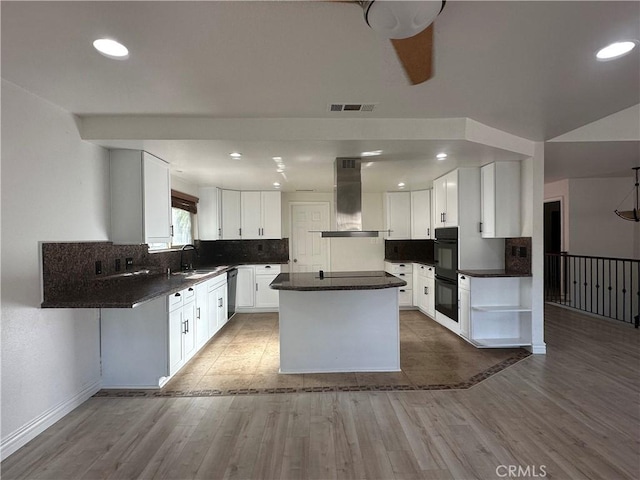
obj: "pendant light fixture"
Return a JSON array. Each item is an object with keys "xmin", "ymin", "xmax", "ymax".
[{"xmin": 615, "ymin": 167, "xmax": 640, "ymax": 222}]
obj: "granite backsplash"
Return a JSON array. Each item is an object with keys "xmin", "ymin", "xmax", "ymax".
[
  {"xmin": 384, "ymin": 240, "xmax": 435, "ymax": 264},
  {"xmin": 505, "ymin": 237, "xmax": 532, "ymax": 275},
  {"xmin": 41, "ymin": 242, "xmax": 184, "ymax": 301},
  {"xmin": 42, "ymin": 239, "xmax": 290, "ymax": 303},
  {"xmin": 195, "ymin": 239, "xmax": 289, "ymax": 265}
]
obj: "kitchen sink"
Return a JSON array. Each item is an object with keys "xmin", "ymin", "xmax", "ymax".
[{"xmin": 172, "ymin": 266, "xmax": 229, "ymax": 279}]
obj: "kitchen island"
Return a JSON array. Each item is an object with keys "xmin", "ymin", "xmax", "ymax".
[{"xmin": 270, "ymin": 271, "xmax": 406, "ymax": 373}]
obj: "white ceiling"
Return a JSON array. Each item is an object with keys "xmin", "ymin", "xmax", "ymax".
[{"xmin": 2, "ymin": 1, "xmax": 639, "ymax": 191}]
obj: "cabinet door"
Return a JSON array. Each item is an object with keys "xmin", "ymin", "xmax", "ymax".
[
  {"xmin": 241, "ymin": 191, "xmax": 262, "ymax": 239},
  {"xmin": 426, "ymin": 277, "xmax": 435, "ymax": 318},
  {"xmin": 459, "ymin": 287, "xmax": 470, "ymax": 339},
  {"xmin": 417, "ymin": 276, "xmax": 428, "ymax": 312},
  {"xmin": 261, "ymin": 191, "xmax": 282, "ymax": 239},
  {"xmin": 198, "ymin": 187, "xmax": 221, "ymax": 240},
  {"xmin": 411, "ymin": 189, "xmax": 432, "ymax": 239},
  {"xmin": 255, "ymin": 274, "xmax": 279, "ymax": 308},
  {"xmin": 385, "ymin": 192, "xmax": 411, "ymax": 239},
  {"xmin": 480, "ymin": 163, "xmax": 496, "ymax": 238},
  {"xmin": 433, "ymin": 176, "xmax": 447, "ymax": 228},
  {"xmin": 236, "ymin": 266, "xmax": 255, "ymax": 308},
  {"xmin": 195, "ymin": 283, "xmax": 209, "ymax": 349},
  {"xmin": 444, "ymin": 171, "xmax": 458, "ymax": 227},
  {"xmin": 182, "ymin": 300, "xmax": 197, "ymax": 361},
  {"xmin": 221, "ymin": 190, "xmax": 242, "ymax": 239},
  {"xmin": 168, "ymin": 308, "xmax": 184, "ymax": 376},
  {"xmin": 143, "ymin": 152, "xmax": 172, "ymax": 244},
  {"xmin": 216, "ymin": 284, "xmax": 228, "ymax": 329},
  {"xmin": 207, "ymin": 288, "xmax": 219, "ymax": 337}
]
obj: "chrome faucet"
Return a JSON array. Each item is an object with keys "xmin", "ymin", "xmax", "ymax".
[{"xmin": 180, "ymin": 244, "xmax": 198, "ymax": 271}]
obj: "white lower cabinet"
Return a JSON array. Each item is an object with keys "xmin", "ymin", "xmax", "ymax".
[
  {"xmin": 459, "ymin": 274, "xmax": 532, "ymax": 348},
  {"xmin": 458, "ymin": 276, "xmax": 471, "ymax": 339},
  {"xmin": 237, "ymin": 264, "xmax": 281, "ymax": 311},
  {"xmin": 168, "ymin": 286, "xmax": 196, "ymax": 376},
  {"xmin": 195, "ymin": 282, "xmax": 209, "ymax": 349},
  {"xmin": 101, "ymin": 274, "xmax": 228, "ymax": 389},
  {"xmin": 415, "ymin": 263, "xmax": 435, "ymax": 318},
  {"xmin": 384, "ymin": 262, "xmax": 413, "ymax": 307}
]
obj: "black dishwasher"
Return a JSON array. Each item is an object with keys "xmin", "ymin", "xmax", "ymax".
[{"xmin": 227, "ymin": 268, "xmax": 238, "ymax": 320}]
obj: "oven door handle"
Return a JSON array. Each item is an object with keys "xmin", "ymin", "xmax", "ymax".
[{"xmin": 435, "ymin": 275, "xmax": 457, "ymax": 285}]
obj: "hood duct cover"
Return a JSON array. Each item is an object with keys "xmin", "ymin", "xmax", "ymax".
[{"xmin": 321, "ymin": 158, "xmax": 379, "ymax": 238}]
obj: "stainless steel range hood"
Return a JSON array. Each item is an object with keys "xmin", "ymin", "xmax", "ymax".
[{"xmin": 321, "ymin": 158, "xmax": 379, "ymax": 238}]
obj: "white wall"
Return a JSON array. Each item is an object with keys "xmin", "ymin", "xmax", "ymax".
[
  {"xmin": 567, "ymin": 177, "xmax": 639, "ymax": 258},
  {"xmin": 281, "ymin": 191, "xmax": 385, "ymax": 272},
  {"xmin": 545, "ymin": 177, "xmax": 639, "ymax": 258},
  {"xmin": 1, "ymin": 80, "xmax": 110, "ymax": 459}
]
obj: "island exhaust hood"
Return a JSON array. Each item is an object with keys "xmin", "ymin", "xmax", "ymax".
[{"xmin": 321, "ymin": 158, "xmax": 380, "ymax": 238}]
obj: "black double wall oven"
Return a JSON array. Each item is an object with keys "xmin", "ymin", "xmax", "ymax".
[{"xmin": 434, "ymin": 227, "xmax": 459, "ymax": 322}]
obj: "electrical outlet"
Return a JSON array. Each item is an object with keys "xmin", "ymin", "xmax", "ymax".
[
  {"xmin": 519, "ymin": 247, "xmax": 528, "ymax": 258},
  {"xmin": 115, "ymin": 258, "xmax": 121, "ymax": 272},
  {"xmin": 125, "ymin": 257, "xmax": 133, "ymax": 269},
  {"xmin": 95, "ymin": 261, "xmax": 102, "ymax": 275}
]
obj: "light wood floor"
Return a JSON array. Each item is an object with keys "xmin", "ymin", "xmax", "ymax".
[{"xmin": 2, "ymin": 304, "xmax": 639, "ymax": 479}]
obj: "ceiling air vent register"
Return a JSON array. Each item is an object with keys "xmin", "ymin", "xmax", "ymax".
[{"xmin": 329, "ymin": 103, "xmax": 377, "ymax": 112}]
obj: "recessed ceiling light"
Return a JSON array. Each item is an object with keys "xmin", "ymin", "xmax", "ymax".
[
  {"xmin": 229, "ymin": 152, "xmax": 242, "ymax": 159},
  {"xmin": 93, "ymin": 38, "xmax": 129, "ymax": 60},
  {"xmin": 277, "ymin": 163, "xmax": 285, "ymax": 169},
  {"xmin": 276, "ymin": 168, "xmax": 284, "ymax": 173},
  {"xmin": 273, "ymin": 182, "xmax": 281, "ymax": 188},
  {"xmin": 272, "ymin": 156, "xmax": 283, "ymax": 161},
  {"xmin": 398, "ymin": 182, "xmax": 405, "ymax": 188},
  {"xmin": 361, "ymin": 150, "xmax": 383, "ymax": 157},
  {"xmin": 436, "ymin": 153, "xmax": 448, "ymax": 160},
  {"xmin": 596, "ymin": 40, "xmax": 637, "ymax": 61}
]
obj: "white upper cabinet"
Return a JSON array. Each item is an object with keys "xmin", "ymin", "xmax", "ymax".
[
  {"xmin": 221, "ymin": 190, "xmax": 242, "ymax": 239},
  {"xmin": 110, "ymin": 149, "xmax": 172, "ymax": 245},
  {"xmin": 433, "ymin": 170, "xmax": 458, "ymax": 228},
  {"xmin": 241, "ymin": 191, "xmax": 262, "ymax": 238},
  {"xmin": 480, "ymin": 162, "xmax": 521, "ymax": 238},
  {"xmin": 411, "ymin": 189, "xmax": 432, "ymax": 239},
  {"xmin": 261, "ymin": 191, "xmax": 282, "ymax": 239},
  {"xmin": 241, "ymin": 191, "xmax": 281, "ymax": 239},
  {"xmin": 384, "ymin": 191, "xmax": 411, "ymax": 239},
  {"xmin": 198, "ymin": 187, "xmax": 222, "ymax": 240}
]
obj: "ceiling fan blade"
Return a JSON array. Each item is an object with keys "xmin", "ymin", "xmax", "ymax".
[{"xmin": 390, "ymin": 24, "xmax": 434, "ymax": 85}]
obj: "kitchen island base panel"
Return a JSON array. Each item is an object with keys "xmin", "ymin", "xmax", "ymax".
[{"xmin": 278, "ymin": 289, "xmax": 400, "ymax": 374}]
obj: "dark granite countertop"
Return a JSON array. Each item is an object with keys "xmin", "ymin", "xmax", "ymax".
[
  {"xmin": 270, "ymin": 271, "xmax": 407, "ymax": 291},
  {"xmin": 458, "ymin": 269, "xmax": 532, "ymax": 278},
  {"xmin": 41, "ymin": 267, "xmax": 233, "ymax": 309}
]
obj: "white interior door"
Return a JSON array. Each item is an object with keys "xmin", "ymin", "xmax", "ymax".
[{"xmin": 290, "ymin": 203, "xmax": 330, "ymax": 273}]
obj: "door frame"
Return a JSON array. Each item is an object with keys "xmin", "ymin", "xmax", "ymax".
[
  {"xmin": 544, "ymin": 196, "xmax": 565, "ymax": 253},
  {"xmin": 288, "ymin": 201, "xmax": 331, "ymax": 272}
]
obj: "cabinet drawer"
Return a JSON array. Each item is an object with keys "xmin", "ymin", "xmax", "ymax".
[
  {"xmin": 208, "ymin": 273, "xmax": 228, "ymax": 292},
  {"xmin": 417, "ymin": 264, "xmax": 435, "ymax": 279},
  {"xmin": 385, "ymin": 262, "xmax": 413, "ymax": 274},
  {"xmin": 394, "ymin": 272, "xmax": 413, "ymax": 289},
  {"xmin": 168, "ymin": 291, "xmax": 183, "ymax": 311},
  {"xmin": 183, "ymin": 286, "xmax": 196, "ymax": 303},
  {"xmin": 458, "ymin": 274, "xmax": 471, "ymax": 291},
  {"xmin": 398, "ymin": 288, "xmax": 413, "ymax": 306},
  {"xmin": 255, "ymin": 264, "xmax": 281, "ymax": 275}
]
